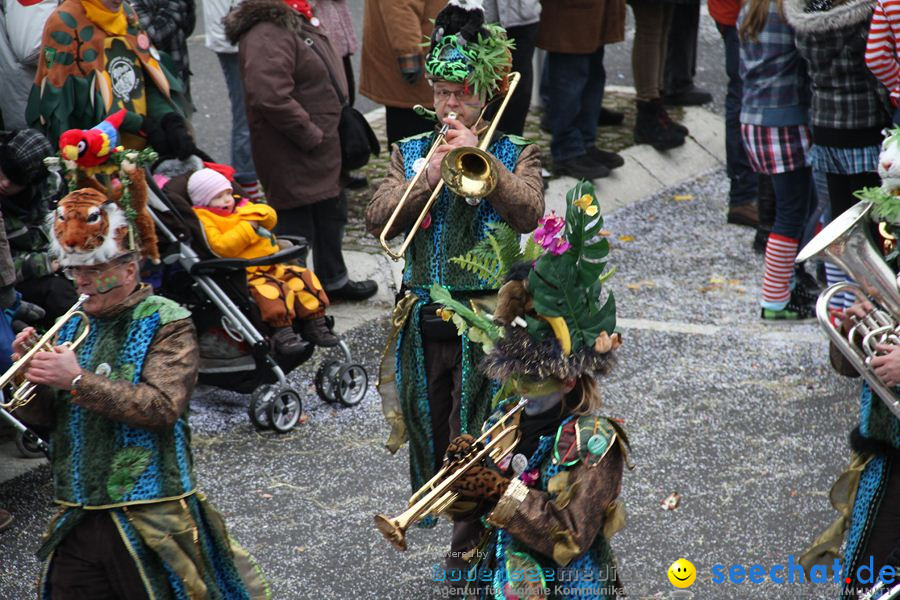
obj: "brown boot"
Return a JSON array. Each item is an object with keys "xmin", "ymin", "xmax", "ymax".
[
  {"xmin": 272, "ymin": 327, "xmax": 308, "ymax": 355},
  {"xmin": 299, "ymin": 316, "xmax": 340, "ymax": 347},
  {"xmin": 727, "ymin": 203, "xmax": 759, "ymax": 228}
]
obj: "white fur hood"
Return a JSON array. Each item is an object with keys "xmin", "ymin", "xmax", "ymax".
[{"xmin": 783, "ymin": 0, "xmax": 876, "ymax": 33}]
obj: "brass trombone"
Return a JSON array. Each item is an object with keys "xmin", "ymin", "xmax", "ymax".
[
  {"xmin": 374, "ymin": 399, "xmax": 527, "ymax": 550},
  {"xmin": 0, "ymin": 294, "xmax": 91, "ymax": 412},
  {"xmin": 378, "ymin": 71, "xmax": 522, "ymax": 261}
]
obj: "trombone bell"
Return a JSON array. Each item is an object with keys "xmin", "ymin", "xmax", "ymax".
[{"xmin": 441, "ymin": 146, "xmax": 498, "ymax": 202}]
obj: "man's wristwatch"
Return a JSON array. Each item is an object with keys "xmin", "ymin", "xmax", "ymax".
[{"xmin": 70, "ymin": 373, "xmax": 83, "ymax": 390}]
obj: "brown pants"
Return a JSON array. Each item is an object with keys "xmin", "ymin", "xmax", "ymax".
[
  {"xmin": 247, "ymin": 264, "xmax": 330, "ymax": 328},
  {"xmin": 630, "ymin": 0, "xmax": 674, "ymax": 101},
  {"xmin": 48, "ymin": 511, "xmax": 151, "ymax": 600}
]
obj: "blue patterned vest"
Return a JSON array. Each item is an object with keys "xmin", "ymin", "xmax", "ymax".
[
  {"xmin": 50, "ymin": 294, "xmax": 195, "ymax": 507},
  {"xmin": 397, "ymin": 132, "xmax": 528, "ymax": 292}
]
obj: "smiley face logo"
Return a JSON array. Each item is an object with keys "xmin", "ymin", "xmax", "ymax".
[{"xmin": 667, "ymin": 558, "xmax": 696, "ymax": 588}]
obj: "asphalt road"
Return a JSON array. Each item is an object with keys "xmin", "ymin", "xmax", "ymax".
[{"xmin": 0, "ymin": 4, "xmax": 867, "ymax": 600}]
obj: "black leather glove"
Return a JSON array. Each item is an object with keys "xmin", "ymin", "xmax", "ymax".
[{"xmin": 142, "ymin": 113, "xmax": 197, "ymax": 160}]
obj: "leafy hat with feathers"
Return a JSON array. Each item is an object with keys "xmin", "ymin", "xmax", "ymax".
[
  {"xmin": 425, "ymin": 0, "xmax": 514, "ymax": 100},
  {"xmin": 430, "ymin": 180, "xmax": 621, "ymax": 382}
]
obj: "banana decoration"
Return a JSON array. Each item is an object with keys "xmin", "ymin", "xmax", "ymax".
[{"xmin": 541, "ymin": 315, "xmax": 572, "ymax": 356}]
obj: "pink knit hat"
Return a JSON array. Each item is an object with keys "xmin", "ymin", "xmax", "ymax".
[{"xmin": 188, "ymin": 168, "xmax": 233, "ymax": 207}]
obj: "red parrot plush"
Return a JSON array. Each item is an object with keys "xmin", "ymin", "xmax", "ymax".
[{"xmin": 58, "ymin": 109, "xmax": 126, "ymax": 173}]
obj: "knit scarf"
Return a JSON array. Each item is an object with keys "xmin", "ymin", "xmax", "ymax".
[{"xmin": 81, "ymin": 0, "xmax": 128, "ymax": 35}]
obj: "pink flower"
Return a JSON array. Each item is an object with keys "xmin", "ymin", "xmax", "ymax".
[
  {"xmin": 533, "ymin": 212, "xmax": 568, "ymax": 253},
  {"xmin": 546, "ymin": 238, "xmax": 570, "ymax": 256}
]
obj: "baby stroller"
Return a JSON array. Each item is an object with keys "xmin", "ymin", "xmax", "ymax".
[{"xmin": 144, "ymin": 169, "xmax": 368, "ymax": 433}]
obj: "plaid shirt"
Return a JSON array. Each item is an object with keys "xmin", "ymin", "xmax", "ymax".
[
  {"xmin": 738, "ymin": 3, "xmax": 811, "ymax": 126},
  {"xmin": 789, "ymin": 0, "xmax": 892, "ymax": 129}
]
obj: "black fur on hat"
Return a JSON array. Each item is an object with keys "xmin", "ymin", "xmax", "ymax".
[
  {"xmin": 481, "ymin": 327, "xmax": 618, "ymax": 381},
  {"xmin": 431, "ymin": 0, "xmax": 488, "ymax": 47}
]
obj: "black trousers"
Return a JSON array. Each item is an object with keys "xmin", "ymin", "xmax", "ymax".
[
  {"xmin": 485, "ymin": 23, "xmax": 539, "ymax": 137},
  {"xmin": 48, "ymin": 512, "xmax": 150, "ymax": 600},
  {"xmin": 663, "ymin": 3, "xmax": 701, "ymax": 95},
  {"xmin": 422, "ymin": 335, "xmax": 485, "ymax": 566},
  {"xmin": 825, "ymin": 172, "xmax": 881, "ymax": 221},
  {"xmin": 385, "ymin": 107, "xmax": 435, "ymax": 147},
  {"xmin": 273, "ymin": 193, "xmax": 349, "ymax": 291}
]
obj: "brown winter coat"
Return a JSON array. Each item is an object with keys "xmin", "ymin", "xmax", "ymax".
[
  {"xmin": 358, "ymin": 0, "xmax": 444, "ymax": 108},
  {"xmin": 225, "ymin": 0, "xmax": 347, "ymax": 209},
  {"xmin": 537, "ymin": 0, "xmax": 627, "ymax": 54}
]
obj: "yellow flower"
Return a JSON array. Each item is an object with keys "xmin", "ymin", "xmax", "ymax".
[
  {"xmin": 574, "ymin": 193, "xmax": 598, "ymax": 216},
  {"xmin": 437, "ymin": 308, "xmax": 454, "ymax": 322}
]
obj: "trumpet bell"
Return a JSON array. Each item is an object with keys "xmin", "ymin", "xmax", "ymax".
[{"xmin": 441, "ymin": 147, "xmax": 498, "ymax": 200}]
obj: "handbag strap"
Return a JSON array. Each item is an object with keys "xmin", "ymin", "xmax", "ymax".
[{"xmin": 303, "ymin": 36, "xmax": 348, "ymax": 107}]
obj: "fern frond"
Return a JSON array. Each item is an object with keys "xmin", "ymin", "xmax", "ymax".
[{"xmin": 450, "ymin": 253, "xmax": 502, "ymax": 286}]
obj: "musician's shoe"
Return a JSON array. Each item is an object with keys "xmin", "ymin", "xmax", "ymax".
[
  {"xmin": 761, "ymin": 293, "xmax": 816, "ymax": 323},
  {"xmin": 0, "ymin": 508, "xmax": 13, "ymax": 533},
  {"xmin": 553, "ymin": 154, "xmax": 610, "ymax": 180},
  {"xmin": 328, "ymin": 279, "xmax": 378, "ymax": 302},
  {"xmin": 587, "ymin": 147, "xmax": 625, "ymax": 170}
]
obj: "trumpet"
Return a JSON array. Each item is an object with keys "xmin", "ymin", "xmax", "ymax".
[
  {"xmin": 374, "ymin": 399, "xmax": 527, "ymax": 550},
  {"xmin": 795, "ymin": 201, "xmax": 900, "ymax": 419},
  {"xmin": 378, "ymin": 71, "xmax": 522, "ymax": 261},
  {"xmin": 0, "ymin": 294, "xmax": 91, "ymax": 412}
]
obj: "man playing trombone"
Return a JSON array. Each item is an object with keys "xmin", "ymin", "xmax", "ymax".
[
  {"xmin": 366, "ymin": 0, "xmax": 543, "ymax": 567},
  {"xmin": 12, "ymin": 165, "xmax": 267, "ymax": 598}
]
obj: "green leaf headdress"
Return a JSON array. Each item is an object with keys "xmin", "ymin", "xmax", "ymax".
[
  {"xmin": 431, "ymin": 180, "xmax": 621, "ymax": 382},
  {"xmin": 424, "ymin": 0, "xmax": 514, "ymax": 101}
]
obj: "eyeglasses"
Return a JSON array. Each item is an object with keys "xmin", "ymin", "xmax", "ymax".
[
  {"xmin": 62, "ymin": 257, "xmax": 131, "ymax": 281},
  {"xmin": 433, "ymin": 88, "xmax": 478, "ymax": 103}
]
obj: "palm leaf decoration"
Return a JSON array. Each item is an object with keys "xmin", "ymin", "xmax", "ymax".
[{"xmin": 528, "ymin": 181, "xmax": 616, "ymax": 352}]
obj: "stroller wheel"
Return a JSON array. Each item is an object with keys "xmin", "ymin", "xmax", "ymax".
[
  {"xmin": 334, "ymin": 364, "xmax": 368, "ymax": 407},
  {"xmin": 267, "ymin": 387, "xmax": 303, "ymax": 433},
  {"xmin": 15, "ymin": 431, "xmax": 46, "ymax": 459},
  {"xmin": 315, "ymin": 360, "xmax": 342, "ymax": 403},
  {"xmin": 249, "ymin": 384, "xmax": 277, "ymax": 430}
]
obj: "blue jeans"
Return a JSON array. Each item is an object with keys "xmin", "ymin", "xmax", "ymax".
[
  {"xmin": 217, "ymin": 52, "xmax": 257, "ymax": 183},
  {"xmin": 717, "ymin": 23, "xmax": 757, "ymax": 207},
  {"xmin": 546, "ymin": 47, "xmax": 606, "ymax": 162},
  {"xmin": 770, "ymin": 167, "xmax": 815, "ymax": 240}
]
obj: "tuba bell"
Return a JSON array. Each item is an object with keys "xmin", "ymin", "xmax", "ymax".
[
  {"xmin": 0, "ymin": 294, "xmax": 91, "ymax": 412},
  {"xmin": 374, "ymin": 399, "xmax": 527, "ymax": 550},
  {"xmin": 795, "ymin": 201, "xmax": 900, "ymax": 419}
]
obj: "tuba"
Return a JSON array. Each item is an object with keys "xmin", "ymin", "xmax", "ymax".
[
  {"xmin": 378, "ymin": 72, "xmax": 522, "ymax": 261},
  {"xmin": 0, "ymin": 294, "xmax": 91, "ymax": 412},
  {"xmin": 795, "ymin": 201, "xmax": 900, "ymax": 419},
  {"xmin": 374, "ymin": 399, "xmax": 527, "ymax": 550}
]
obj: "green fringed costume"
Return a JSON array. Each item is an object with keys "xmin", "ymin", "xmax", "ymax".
[{"xmin": 25, "ymin": 0, "xmax": 186, "ymax": 147}]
